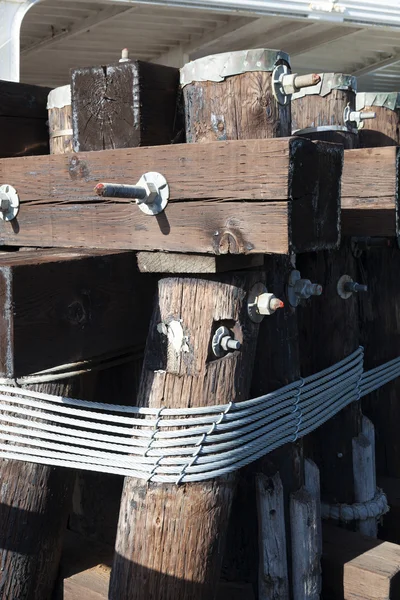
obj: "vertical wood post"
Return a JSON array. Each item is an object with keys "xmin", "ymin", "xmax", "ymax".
[
  {"xmin": 355, "ymin": 100, "xmax": 400, "ymax": 540},
  {"xmin": 110, "ymin": 274, "xmax": 262, "ymax": 599},
  {"xmin": 181, "ymin": 49, "xmax": 291, "ymax": 142},
  {"xmin": 47, "ymin": 85, "xmax": 73, "ymax": 155},
  {"xmin": 294, "ymin": 88, "xmax": 369, "ymax": 533},
  {"xmin": 290, "ymin": 487, "xmax": 321, "ymax": 600},
  {"xmin": 357, "ymin": 92, "xmax": 400, "ymax": 147},
  {"xmin": 291, "ymin": 72, "xmax": 359, "ymax": 149},
  {"xmin": 256, "ymin": 472, "xmax": 289, "ymax": 600},
  {"xmin": 0, "ymin": 379, "xmax": 80, "ymax": 600}
]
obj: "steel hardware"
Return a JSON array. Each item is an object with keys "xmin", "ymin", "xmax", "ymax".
[
  {"xmin": 287, "ymin": 270, "xmax": 322, "ymax": 308},
  {"xmin": 337, "ymin": 274, "xmax": 367, "ymax": 299},
  {"xmin": 247, "ymin": 282, "xmax": 284, "ymax": 323},
  {"xmin": 0, "ymin": 184, "xmax": 19, "ymax": 221},
  {"xmin": 95, "ymin": 172, "xmax": 169, "ymax": 215},
  {"xmin": 212, "ymin": 326, "xmax": 241, "ymax": 357}
]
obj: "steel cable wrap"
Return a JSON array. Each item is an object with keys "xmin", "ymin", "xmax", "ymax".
[{"xmin": 0, "ymin": 346, "xmax": 397, "ymax": 483}]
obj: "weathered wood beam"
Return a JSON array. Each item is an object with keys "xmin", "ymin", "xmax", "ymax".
[
  {"xmin": 0, "ymin": 249, "xmax": 155, "ymax": 377},
  {"xmin": 137, "ymin": 252, "xmax": 264, "ymax": 273},
  {"xmin": 341, "ymin": 146, "xmax": 400, "ymax": 237},
  {"xmin": 0, "ymin": 137, "xmax": 341, "ymax": 254},
  {"xmin": 0, "ymin": 80, "xmax": 51, "ymax": 158},
  {"xmin": 322, "ymin": 524, "xmax": 400, "ymax": 599}
]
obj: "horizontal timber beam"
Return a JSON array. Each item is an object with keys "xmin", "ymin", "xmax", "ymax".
[
  {"xmin": 0, "ymin": 249, "xmax": 156, "ymax": 377},
  {"xmin": 0, "ymin": 137, "xmax": 342, "ymax": 255},
  {"xmin": 341, "ymin": 146, "xmax": 400, "ymax": 237}
]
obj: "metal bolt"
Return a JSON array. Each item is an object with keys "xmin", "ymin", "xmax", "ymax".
[
  {"xmin": 212, "ymin": 326, "xmax": 241, "ymax": 358},
  {"xmin": 344, "ymin": 281, "xmax": 368, "ymax": 294},
  {"xmin": 273, "ymin": 64, "xmax": 321, "ymax": 105},
  {"xmin": 337, "ymin": 452, "xmax": 343, "ymax": 459},
  {"xmin": 287, "ymin": 270, "xmax": 323, "ymax": 307},
  {"xmin": 337, "ymin": 274, "xmax": 368, "ymax": 299},
  {"xmin": 94, "ymin": 172, "xmax": 169, "ymax": 216},
  {"xmin": 247, "ymin": 283, "xmax": 284, "ymax": 323},
  {"xmin": 119, "ymin": 48, "xmax": 129, "ymax": 63},
  {"xmin": 344, "ymin": 103, "xmax": 376, "ymax": 129}
]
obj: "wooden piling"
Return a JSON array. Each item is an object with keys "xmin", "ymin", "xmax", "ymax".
[
  {"xmin": 357, "ymin": 92, "xmax": 400, "ymax": 147},
  {"xmin": 293, "ymin": 85, "xmax": 371, "ymax": 527},
  {"xmin": 47, "ymin": 85, "xmax": 73, "ymax": 155},
  {"xmin": 291, "ymin": 72, "xmax": 359, "ymax": 148},
  {"xmin": 110, "ymin": 274, "xmax": 262, "ymax": 599},
  {"xmin": 354, "ymin": 98, "xmax": 400, "ymax": 542},
  {"xmin": 181, "ymin": 49, "xmax": 291, "ymax": 142},
  {"xmin": 256, "ymin": 472, "xmax": 289, "ymax": 600}
]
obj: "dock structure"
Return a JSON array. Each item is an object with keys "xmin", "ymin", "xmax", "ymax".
[{"xmin": 2, "ymin": 24, "xmax": 400, "ymax": 600}]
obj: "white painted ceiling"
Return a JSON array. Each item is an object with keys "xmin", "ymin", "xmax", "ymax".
[{"xmin": 19, "ymin": 0, "xmax": 400, "ymax": 92}]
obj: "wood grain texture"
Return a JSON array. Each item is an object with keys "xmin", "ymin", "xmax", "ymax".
[
  {"xmin": 110, "ymin": 273, "xmax": 262, "ymax": 600},
  {"xmin": 297, "ymin": 243, "xmax": 362, "ymax": 505},
  {"xmin": 0, "ymin": 379, "xmax": 79, "ymax": 600},
  {"xmin": 184, "ymin": 71, "xmax": 291, "ymax": 142},
  {"xmin": 0, "ymin": 137, "xmax": 340, "ymax": 254},
  {"xmin": 359, "ymin": 105, "xmax": 400, "ymax": 148},
  {"xmin": 49, "ymin": 104, "xmax": 73, "ymax": 155},
  {"xmin": 322, "ymin": 523, "xmax": 400, "ymax": 600},
  {"xmin": 352, "ymin": 432, "xmax": 377, "ymax": 537},
  {"xmin": 304, "ymin": 459, "xmax": 322, "ymax": 558},
  {"xmin": 256, "ymin": 472, "xmax": 289, "ymax": 600},
  {"xmin": 136, "ymin": 251, "xmax": 264, "ymax": 273},
  {"xmin": 291, "ymin": 89, "xmax": 358, "ymax": 149},
  {"xmin": 0, "ymin": 249, "xmax": 156, "ymax": 378},
  {"xmin": 341, "ymin": 146, "xmax": 399, "ymax": 236},
  {"xmin": 71, "ymin": 61, "xmax": 182, "ymax": 151},
  {"xmin": 290, "ymin": 487, "xmax": 321, "ymax": 600}
]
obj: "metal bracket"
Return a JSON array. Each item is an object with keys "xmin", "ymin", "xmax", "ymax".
[{"xmin": 0, "ymin": 184, "xmax": 19, "ymax": 221}]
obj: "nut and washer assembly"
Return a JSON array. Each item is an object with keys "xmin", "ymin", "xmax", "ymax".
[
  {"xmin": 287, "ymin": 270, "xmax": 322, "ymax": 308},
  {"xmin": 95, "ymin": 172, "xmax": 169, "ymax": 215},
  {"xmin": 273, "ymin": 65, "xmax": 321, "ymax": 106},
  {"xmin": 212, "ymin": 326, "xmax": 241, "ymax": 358},
  {"xmin": 0, "ymin": 185, "xmax": 20, "ymax": 221},
  {"xmin": 247, "ymin": 282, "xmax": 284, "ymax": 323},
  {"xmin": 343, "ymin": 103, "xmax": 376, "ymax": 130},
  {"xmin": 337, "ymin": 274, "xmax": 368, "ymax": 299}
]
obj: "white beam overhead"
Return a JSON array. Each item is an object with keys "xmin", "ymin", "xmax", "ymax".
[
  {"xmin": 46, "ymin": 0, "xmax": 400, "ymax": 30},
  {"xmin": 352, "ymin": 51, "xmax": 400, "ymax": 77}
]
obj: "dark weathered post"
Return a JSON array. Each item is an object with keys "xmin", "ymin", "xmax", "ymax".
[
  {"xmin": 293, "ymin": 80, "xmax": 377, "ymax": 538},
  {"xmin": 355, "ymin": 94, "xmax": 400, "ymax": 541}
]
